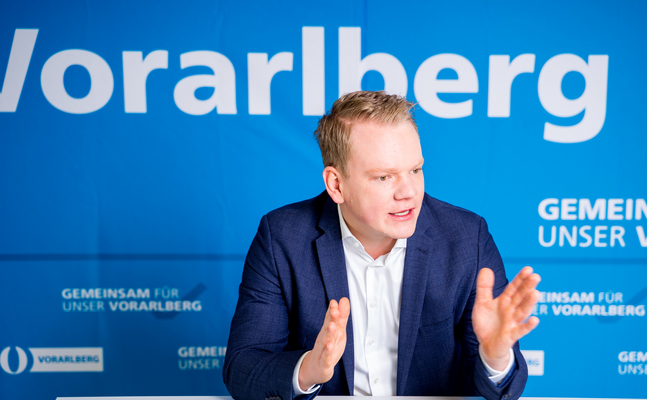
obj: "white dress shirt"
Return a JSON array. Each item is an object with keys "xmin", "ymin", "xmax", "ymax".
[{"xmin": 293, "ymin": 205, "xmax": 514, "ymax": 396}]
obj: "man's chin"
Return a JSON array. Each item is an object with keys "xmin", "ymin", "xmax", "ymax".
[{"xmin": 387, "ymin": 223, "xmax": 418, "ymax": 240}]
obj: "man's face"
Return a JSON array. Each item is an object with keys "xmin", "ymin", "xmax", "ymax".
[{"xmin": 337, "ymin": 120, "xmax": 424, "ymax": 254}]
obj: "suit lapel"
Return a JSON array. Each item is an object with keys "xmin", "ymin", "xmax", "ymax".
[
  {"xmin": 315, "ymin": 196, "xmax": 354, "ymax": 395},
  {"xmin": 396, "ymin": 203, "xmax": 434, "ymax": 395}
]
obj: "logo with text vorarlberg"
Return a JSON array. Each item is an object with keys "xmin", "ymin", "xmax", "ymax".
[{"xmin": 0, "ymin": 346, "xmax": 103, "ymax": 374}]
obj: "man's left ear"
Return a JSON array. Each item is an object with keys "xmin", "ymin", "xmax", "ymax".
[{"xmin": 323, "ymin": 166, "xmax": 344, "ymax": 204}]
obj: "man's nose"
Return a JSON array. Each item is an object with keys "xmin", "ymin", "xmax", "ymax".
[{"xmin": 394, "ymin": 175, "xmax": 417, "ymax": 200}]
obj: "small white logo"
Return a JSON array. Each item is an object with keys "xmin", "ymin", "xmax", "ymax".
[
  {"xmin": 0, "ymin": 347, "xmax": 103, "ymax": 374},
  {"xmin": 0, "ymin": 347, "xmax": 28, "ymax": 374},
  {"xmin": 30, "ymin": 348, "xmax": 103, "ymax": 372},
  {"xmin": 521, "ymin": 350, "xmax": 544, "ymax": 376}
]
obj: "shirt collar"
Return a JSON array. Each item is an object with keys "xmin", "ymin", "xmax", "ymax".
[{"xmin": 337, "ymin": 204, "xmax": 407, "ymax": 250}]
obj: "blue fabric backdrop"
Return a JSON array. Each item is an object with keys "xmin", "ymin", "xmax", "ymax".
[{"xmin": 1, "ymin": 1, "xmax": 645, "ymax": 399}]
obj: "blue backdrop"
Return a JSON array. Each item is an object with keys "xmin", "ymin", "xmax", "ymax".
[{"xmin": 1, "ymin": 1, "xmax": 645, "ymax": 399}]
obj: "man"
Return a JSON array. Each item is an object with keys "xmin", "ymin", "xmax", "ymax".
[{"xmin": 223, "ymin": 91, "xmax": 540, "ymax": 400}]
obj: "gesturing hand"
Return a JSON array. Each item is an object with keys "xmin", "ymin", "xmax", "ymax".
[
  {"xmin": 298, "ymin": 298, "xmax": 351, "ymax": 391},
  {"xmin": 472, "ymin": 267, "xmax": 541, "ymax": 371}
]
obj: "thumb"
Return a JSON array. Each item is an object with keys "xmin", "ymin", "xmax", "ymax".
[{"xmin": 476, "ymin": 268, "xmax": 494, "ymax": 304}]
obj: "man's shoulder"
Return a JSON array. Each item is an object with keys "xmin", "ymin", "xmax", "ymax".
[
  {"xmin": 266, "ymin": 191, "xmax": 328, "ymax": 218},
  {"xmin": 262, "ymin": 191, "xmax": 330, "ymax": 235},
  {"xmin": 421, "ymin": 193, "xmax": 484, "ymax": 232}
]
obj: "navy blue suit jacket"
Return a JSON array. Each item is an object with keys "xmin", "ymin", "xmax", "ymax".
[{"xmin": 223, "ymin": 192, "xmax": 528, "ymax": 400}]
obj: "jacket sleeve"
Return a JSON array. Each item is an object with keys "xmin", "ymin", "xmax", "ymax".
[
  {"xmin": 457, "ymin": 217, "xmax": 529, "ymax": 400},
  {"xmin": 223, "ymin": 214, "xmax": 321, "ymax": 400}
]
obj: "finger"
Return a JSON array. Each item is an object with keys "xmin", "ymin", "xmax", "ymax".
[
  {"xmin": 321, "ymin": 299, "xmax": 338, "ymax": 330},
  {"xmin": 313, "ymin": 324, "xmax": 331, "ymax": 357},
  {"xmin": 510, "ymin": 273, "xmax": 541, "ymax": 309},
  {"xmin": 337, "ymin": 297, "xmax": 351, "ymax": 329},
  {"xmin": 323, "ymin": 320, "xmax": 346, "ymax": 365},
  {"xmin": 323, "ymin": 320, "xmax": 336, "ymax": 346},
  {"xmin": 327, "ymin": 320, "xmax": 337, "ymax": 348},
  {"xmin": 330, "ymin": 305, "xmax": 340, "ymax": 322},
  {"xmin": 513, "ymin": 289, "xmax": 540, "ymax": 323},
  {"xmin": 318, "ymin": 321, "xmax": 337, "ymax": 366},
  {"xmin": 476, "ymin": 268, "xmax": 494, "ymax": 304},
  {"xmin": 314, "ymin": 300, "xmax": 338, "ymax": 354},
  {"xmin": 329, "ymin": 299, "xmax": 339, "ymax": 315},
  {"xmin": 501, "ymin": 266, "xmax": 533, "ymax": 300},
  {"xmin": 316, "ymin": 299, "xmax": 349, "ymax": 363},
  {"xmin": 513, "ymin": 316, "xmax": 540, "ymax": 340},
  {"xmin": 327, "ymin": 301, "xmax": 343, "ymax": 345}
]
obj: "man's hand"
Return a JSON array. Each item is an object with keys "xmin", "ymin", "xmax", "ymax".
[
  {"xmin": 298, "ymin": 298, "xmax": 350, "ymax": 391},
  {"xmin": 473, "ymin": 266, "xmax": 541, "ymax": 371}
]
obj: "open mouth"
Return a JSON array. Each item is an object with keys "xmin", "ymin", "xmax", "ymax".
[{"xmin": 390, "ymin": 209, "xmax": 413, "ymax": 216}]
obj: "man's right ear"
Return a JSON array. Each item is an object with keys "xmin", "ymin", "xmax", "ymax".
[{"xmin": 323, "ymin": 166, "xmax": 344, "ymax": 204}]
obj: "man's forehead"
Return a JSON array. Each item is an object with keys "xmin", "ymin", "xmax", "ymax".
[
  {"xmin": 348, "ymin": 120, "xmax": 417, "ymax": 148},
  {"xmin": 346, "ymin": 121, "xmax": 422, "ymax": 169}
]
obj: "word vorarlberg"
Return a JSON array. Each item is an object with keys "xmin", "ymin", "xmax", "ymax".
[
  {"xmin": 1, "ymin": 28, "xmax": 608, "ymax": 143},
  {"xmin": 537, "ymin": 198, "xmax": 647, "ymax": 248},
  {"xmin": 61, "ymin": 287, "xmax": 202, "ymax": 312},
  {"xmin": 532, "ymin": 290, "xmax": 645, "ymax": 317}
]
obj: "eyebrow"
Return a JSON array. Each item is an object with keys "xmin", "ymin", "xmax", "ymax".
[
  {"xmin": 365, "ymin": 158, "xmax": 424, "ymax": 175},
  {"xmin": 366, "ymin": 167, "xmax": 399, "ymax": 175}
]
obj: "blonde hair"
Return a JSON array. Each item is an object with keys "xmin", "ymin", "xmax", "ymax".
[{"xmin": 314, "ymin": 91, "xmax": 417, "ymax": 176}]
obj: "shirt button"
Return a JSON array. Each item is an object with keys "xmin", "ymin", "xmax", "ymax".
[
  {"xmin": 353, "ymin": 242, "xmax": 359, "ymax": 248},
  {"xmin": 373, "ymin": 378, "xmax": 379, "ymax": 384},
  {"xmin": 368, "ymin": 339, "xmax": 374, "ymax": 345},
  {"xmin": 370, "ymin": 302, "xmax": 376, "ymax": 309}
]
